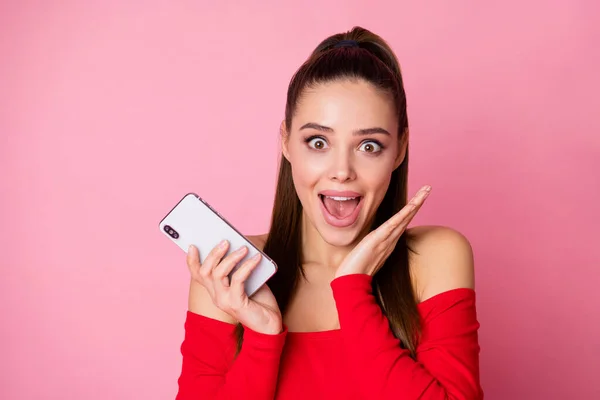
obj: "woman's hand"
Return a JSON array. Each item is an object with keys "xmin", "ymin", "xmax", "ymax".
[
  {"xmin": 187, "ymin": 242, "xmax": 283, "ymax": 335},
  {"xmin": 335, "ymin": 185, "xmax": 432, "ymax": 279}
]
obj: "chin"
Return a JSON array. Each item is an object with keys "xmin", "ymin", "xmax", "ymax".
[{"xmin": 316, "ymin": 223, "xmax": 363, "ymax": 247}]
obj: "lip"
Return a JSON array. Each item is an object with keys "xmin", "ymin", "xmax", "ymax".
[
  {"xmin": 318, "ymin": 190, "xmax": 362, "ymax": 198},
  {"xmin": 318, "ymin": 192, "xmax": 364, "ymax": 228}
]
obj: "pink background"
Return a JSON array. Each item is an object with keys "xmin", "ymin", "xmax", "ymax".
[{"xmin": 1, "ymin": 1, "xmax": 599, "ymax": 399}]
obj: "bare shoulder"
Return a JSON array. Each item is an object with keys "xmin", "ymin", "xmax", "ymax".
[
  {"xmin": 406, "ymin": 225, "xmax": 475, "ymax": 302},
  {"xmin": 187, "ymin": 233, "xmax": 269, "ymax": 323}
]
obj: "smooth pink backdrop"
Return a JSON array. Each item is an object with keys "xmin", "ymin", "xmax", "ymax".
[{"xmin": 1, "ymin": 1, "xmax": 599, "ymax": 399}]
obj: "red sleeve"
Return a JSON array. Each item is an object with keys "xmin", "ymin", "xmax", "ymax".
[
  {"xmin": 175, "ymin": 311, "xmax": 287, "ymax": 400},
  {"xmin": 330, "ymin": 274, "xmax": 483, "ymax": 400}
]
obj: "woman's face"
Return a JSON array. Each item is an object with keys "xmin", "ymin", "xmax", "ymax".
[{"xmin": 282, "ymin": 79, "xmax": 405, "ymax": 247}]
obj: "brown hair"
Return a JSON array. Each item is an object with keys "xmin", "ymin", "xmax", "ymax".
[{"xmin": 236, "ymin": 26, "xmax": 420, "ymax": 356}]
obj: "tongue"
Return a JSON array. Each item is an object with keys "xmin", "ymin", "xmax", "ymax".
[{"xmin": 323, "ymin": 197, "xmax": 360, "ymax": 219}]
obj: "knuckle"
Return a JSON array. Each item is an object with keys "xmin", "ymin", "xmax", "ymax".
[
  {"xmin": 198, "ymin": 267, "xmax": 210, "ymax": 279},
  {"xmin": 230, "ymin": 272, "xmax": 244, "ymax": 285},
  {"xmin": 383, "ymin": 224, "xmax": 395, "ymax": 237},
  {"xmin": 185, "ymin": 254, "xmax": 194, "ymax": 267},
  {"xmin": 190, "ymin": 269, "xmax": 202, "ymax": 281},
  {"xmin": 206, "ymin": 245, "xmax": 225, "ymax": 262},
  {"xmin": 212, "ymin": 266, "xmax": 226, "ymax": 280},
  {"xmin": 187, "ymin": 257, "xmax": 201, "ymax": 270},
  {"xmin": 207, "ymin": 249, "xmax": 221, "ymax": 261}
]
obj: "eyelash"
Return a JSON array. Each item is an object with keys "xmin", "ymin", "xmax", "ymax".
[{"xmin": 304, "ymin": 135, "xmax": 385, "ymax": 153}]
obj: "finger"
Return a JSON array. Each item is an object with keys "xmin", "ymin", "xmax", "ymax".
[
  {"xmin": 192, "ymin": 241, "xmax": 229, "ymax": 297},
  {"xmin": 230, "ymin": 253, "xmax": 262, "ymax": 294},
  {"xmin": 395, "ymin": 185, "xmax": 431, "ymax": 224},
  {"xmin": 199, "ymin": 240, "xmax": 230, "ymax": 278},
  {"xmin": 408, "ymin": 185, "xmax": 431, "ymax": 209},
  {"xmin": 388, "ymin": 186, "xmax": 432, "ymax": 238},
  {"xmin": 377, "ymin": 185, "xmax": 431, "ymax": 240},
  {"xmin": 213, "ymin": 246, "xmax": 249, "ymax": 288},
  {"xmin": 186, "ymin": 245, "xmax": 203, "ymax": 281}
]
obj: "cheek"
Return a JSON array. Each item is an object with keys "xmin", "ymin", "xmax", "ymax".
[
  {"xmin": 289, "ymin": 144, "xmax": 326, "ymax": 187},
  {"xmin": 289, "ymin": 149, "xmax": 326, "ymax": 192},
  {"xmin": 356, "ymin": 157, "xmax": 395, "ymax": 193},
  {"xmin": 291, "ymin": 163, "xmax": 322, "ymax": 191}
]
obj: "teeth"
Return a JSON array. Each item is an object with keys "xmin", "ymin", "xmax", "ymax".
[{"xmin": 326, "ymin": 196, "xmax": 358, "ymax": 201}]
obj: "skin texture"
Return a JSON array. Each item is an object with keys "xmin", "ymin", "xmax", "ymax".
[{"xmin": 186, "ymin": 79, "xmax": 475, "ymax": 334}]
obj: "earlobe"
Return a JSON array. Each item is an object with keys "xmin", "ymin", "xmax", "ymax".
[{"xmin": 280, "ymin": 120, "xmax": 291, "ymax": 161}]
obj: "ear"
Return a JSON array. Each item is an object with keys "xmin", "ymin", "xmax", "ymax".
[
  {"xmin": 280, "ymin": 120, "xmax": 291, "ymax": 161},
  {"xmin": 394, "ymin": 128, "xmax": 409, "ymax": 169}
]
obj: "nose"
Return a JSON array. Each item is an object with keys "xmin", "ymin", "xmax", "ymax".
[{"xmin": 328, "ymin": 149, "xmax": 356, "ymax": 183}]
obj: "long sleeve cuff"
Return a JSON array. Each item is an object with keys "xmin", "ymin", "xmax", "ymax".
[{"xmin": 238, "ymin": 320, "xmax": 288, "ymax": 360}]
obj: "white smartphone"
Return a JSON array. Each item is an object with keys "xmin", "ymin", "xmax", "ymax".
[{"xmin": 159, "ymin": 192, "xmax": 277, "ymax": 297}]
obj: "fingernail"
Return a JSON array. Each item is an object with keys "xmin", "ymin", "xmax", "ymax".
[
  {"xmin": 219, "ymin": 240, "xmax": 228, "ymax": 248},
  {"xmin": 252, "ymin": 253, "xmax": 261, "ymax": 260},
  {"xmin": 423, "ymin": 185, "xmax": 431, "ymax": 192},
  {"xmin": 188, "ymin": 245, "xmax": 194, "ymax": 252}
]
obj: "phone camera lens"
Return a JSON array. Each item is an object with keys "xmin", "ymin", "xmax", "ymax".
[{"xmin": 163, "ymin": 225, "xmax": 179, "ymax": 239}]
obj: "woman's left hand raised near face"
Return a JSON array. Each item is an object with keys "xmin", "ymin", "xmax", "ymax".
[{"xmin": 334, "ymin": 185, "xmax": 432, "ymax": 279}]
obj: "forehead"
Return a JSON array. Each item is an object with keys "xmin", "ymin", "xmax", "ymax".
[{"xmin": 292, "ymin": 79, "xmax": 398, "ymax": 135}]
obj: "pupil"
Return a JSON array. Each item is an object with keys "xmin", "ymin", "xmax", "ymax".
[{"xmin": 365, "ymin": 144, "xmax": 372, "ymax": 151}]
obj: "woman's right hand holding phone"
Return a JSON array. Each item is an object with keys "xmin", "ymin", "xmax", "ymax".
[{"xmin": 186, "ymin": 241, "xmax": 283, "ymax": 335}]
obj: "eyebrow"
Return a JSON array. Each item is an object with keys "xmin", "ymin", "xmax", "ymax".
[{"xmin": 299, "ymin": 122, "xmax": 390, "ymax": 136}]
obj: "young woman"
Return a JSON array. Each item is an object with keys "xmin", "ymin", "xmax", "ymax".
[{"xmin": 176, "ymin": 26, "xmax": 483, "ymax": 399}]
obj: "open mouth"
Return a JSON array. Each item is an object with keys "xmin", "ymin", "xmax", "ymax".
[{"xmin": 318, "ymin": 192, "xmax": 363, "ymax": 228}]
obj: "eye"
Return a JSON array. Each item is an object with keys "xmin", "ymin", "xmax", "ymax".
[
  {"xmin": 359, "ymin": 140, "xmax": 382, "ymax": 153},
  {"xmin": 306, "ymin": 136, "xmax": 328, "ymax": 150}
]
